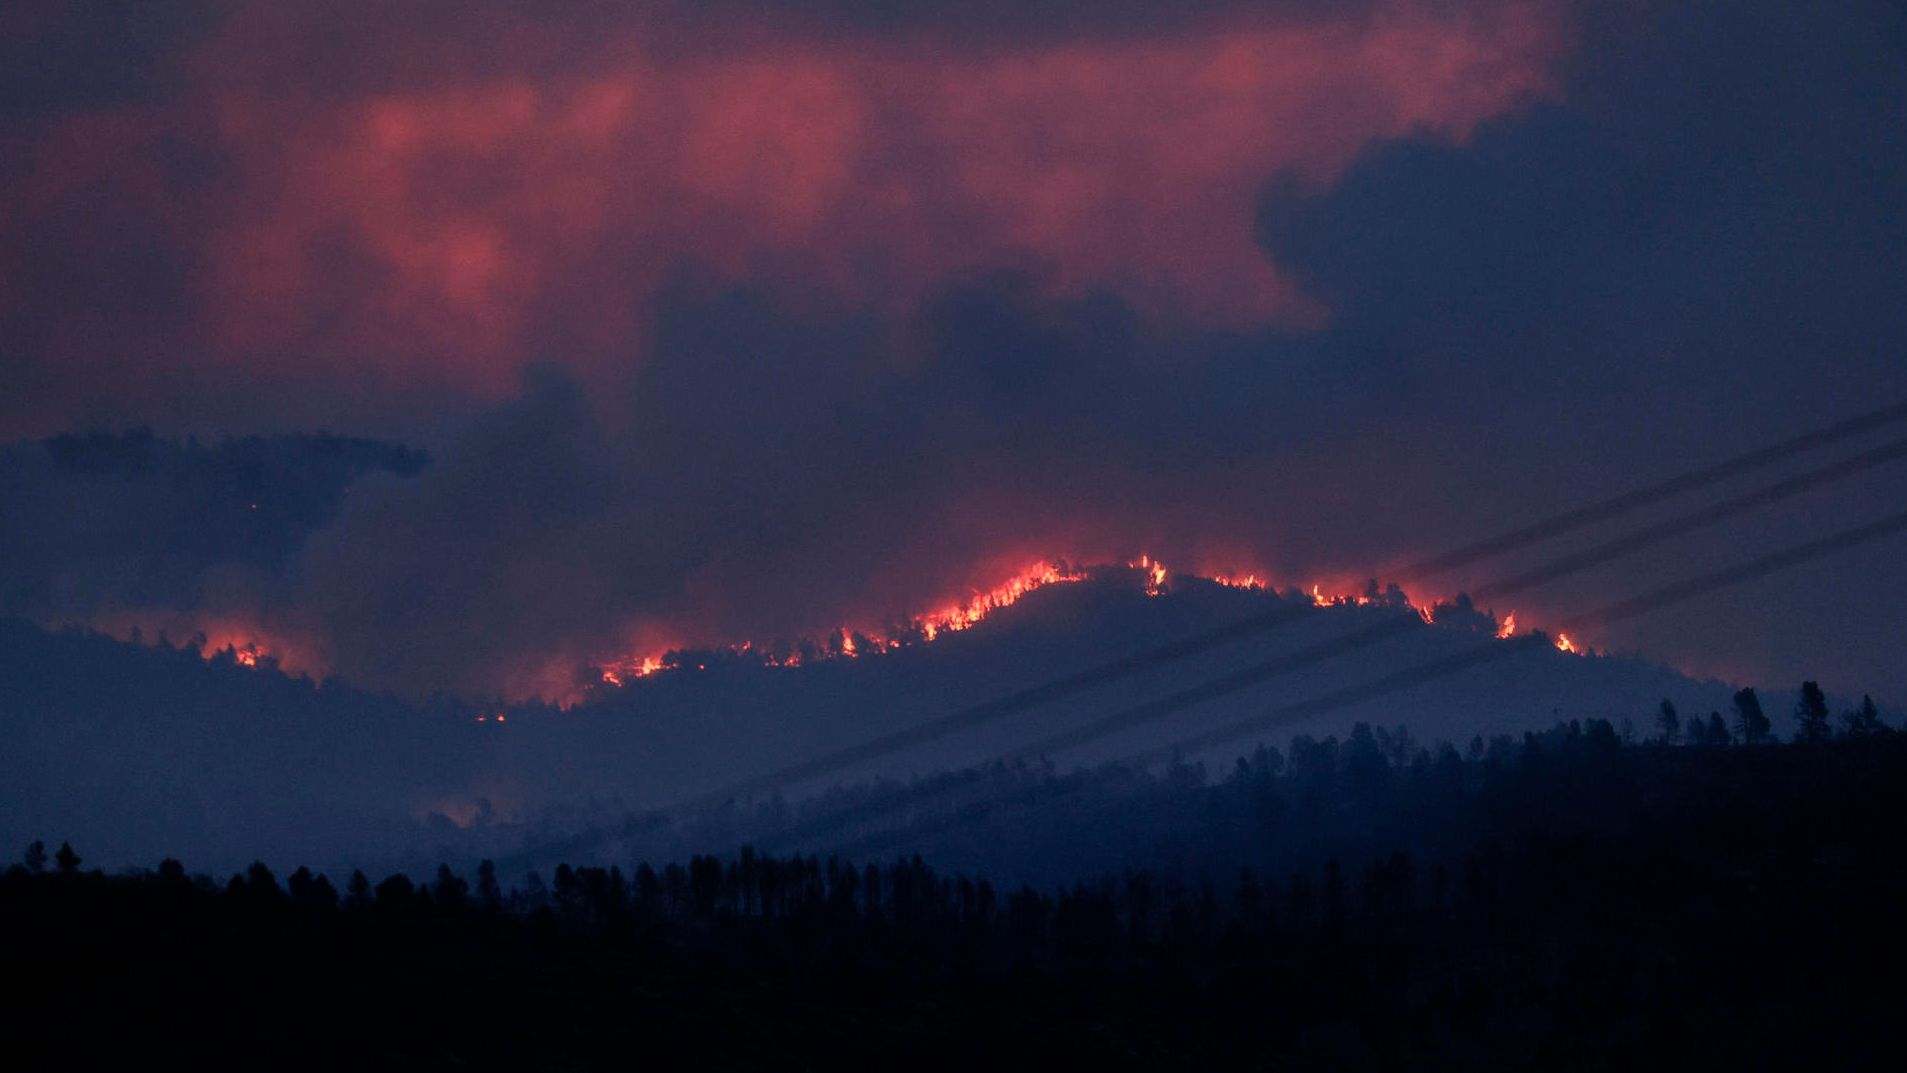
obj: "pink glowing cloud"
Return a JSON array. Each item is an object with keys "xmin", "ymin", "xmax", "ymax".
[{"xmin": 0, "ymin": 1, "xmax": 1568, "ymax": 412}]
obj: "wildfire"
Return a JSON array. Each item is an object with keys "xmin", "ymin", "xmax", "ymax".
[
  {"xmin": 598, "ymin": 559, "xmax": 1089, "ymax": 686},
  {"xmin": 600, "ymin": 654, "xmax": 673, "ymax": 686},
  {"xmin": 126, "ymin": 553, "xmax": 1594, "ymax": 702},
  {"xmin": 1130, "ymin": 555, "xmax": 1169, "ymax": 597},
  {"xmin": 1213, "ymin": 569, "xmax": 1455, "ymax": 625},
  {"xmin": 72, "ymin": 610, "xmax": 324, "ymax": 682},
  {"xmin": 882, "ymin": 560, "xmax": 1088, "ymax": 641}
]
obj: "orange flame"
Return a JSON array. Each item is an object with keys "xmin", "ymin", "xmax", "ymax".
[
  {"xmin": 1212, "ymin": 569, "xmax": 1447, "ymax": 625},
  {"xmin": 600, "ymin": 652, "xmax": 676, "ymax": 686},
  {"xmin": 1129, "ymin": 555, "xmax": 1169, "ymax": 596},
  {"xmin": 74, "ymin": 611, "xmax": 323, "ymax": 682},
  {"xmin": 599, "ymin": 559, "xmax": 1088, "ymax": 686},
  {"xmin": 119, "ymin": 557, "xmax": 1591, "ymax": 703}
]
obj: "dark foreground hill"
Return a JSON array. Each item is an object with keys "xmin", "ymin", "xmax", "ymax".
[
  {"xmin": 8, "ymin": 729, "xmax": 1907, "ymax": 1071},
  {"xmin": 2, "ymin": 566, "xmax": 1752, "ymax": 875}
]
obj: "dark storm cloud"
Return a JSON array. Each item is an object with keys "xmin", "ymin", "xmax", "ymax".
[
  {"xmin": 1262, "ymin": 2, "xmax": 1907, "ymax": 390},
  {"xmin": 671, "ymin": 0, "xmax": 1382, "ymax": 41},
  {"xmin": 201, "ymin": 0, "xmax": 1382, "ymax": 56},
  {"xmin": 1248, "ymin": 0, "xmax": 1907, "ymax": 692},
  {"xmin": 0, "ymin": 1, "xmax": 216, "ymax": 118},
  {"xmin": 1249, "ymin": 0, "xmax": 1907, "ymax": 486}
]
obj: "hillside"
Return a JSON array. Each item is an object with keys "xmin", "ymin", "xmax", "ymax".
[{"xmin": 0, "ymin": 567, "xmax": 1791, "ymax": 875}]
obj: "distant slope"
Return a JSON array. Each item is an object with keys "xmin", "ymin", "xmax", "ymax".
[{"xmin": 1, "ymin": 567, "xmax": 1803, "ymax": 874}]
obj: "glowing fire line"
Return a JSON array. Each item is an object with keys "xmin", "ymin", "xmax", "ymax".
[
  {"xmin": 128, "ymin": 554, "xmax": 1590, "ymax": 700},
  {"xmin": 599, "ymin": 559, "xmax": 1092, "ymax": 685},
  {"xmin": 596, "ymin": 556, "xmax": 1584, "ymax": 689}
]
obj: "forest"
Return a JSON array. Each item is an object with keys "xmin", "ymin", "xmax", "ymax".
[{"xmin": 8, "ymin": 702, "xmax": 1905, "ymax": 1070}]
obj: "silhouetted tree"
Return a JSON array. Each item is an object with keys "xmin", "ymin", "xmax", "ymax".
[
  {"xmin": 662, "ymin": 863, "xmax": 687, "ymax": 916},
  {"xmin": 1657, "ymin": 699, "xmax": 1681, "ymax": 744},
  {"xmin": 863, "ymin": 863, "xmax": 883, "ymax": 922},
  {"xmin": 245, "ymin": 861, "xmax": 280, "ymax": 898},
  {"xmin": 1343, "ymin": 723, "xmax": 1390, "ymax": 797},
  {"xmin": 634, "ymin": 863, "xmax": 661, "ymax": 915},
  {"xmin": 521, "ymin": 871, "xmax": 550, "ymax": 913},
  {"xmin": 55, "ymin": 842, "xmax": 81, "ymax": 876},
  {"xmin": 1322, "ymin": 858, "xmax": 1347, "ymax": 935},
  {"xmin": 689, "ymin": 857, "xmax": 722, "ymax": 918},
  {"xmin": 1705, "ymin": 712, "xmax": 1730, "ymax": 746},
  {"xmin": 345, "ymin": 870, "xmax": 372, "ymax": 909},
  {"xmin": 1844, "ymin": 695, "xmax": 1887, "ymax": 739},
  {"xmin": 288, "ymin": 866, "xmax": 338, "ymax": 909},
  {"xmin": 1734, "ymin": 688, "xmax": 1772, "ymax": 745},
  {"xmin": 287, "ymin": 866, "xmax": 316, "ymax": 901},
  {"xmin": 1795, "ymin": 681, "xmax": 1832, "ymax": 745},
  {"xmin": 434, "ymin": 864, "xmax": 468, "ymax": 910},
  {"xmin": 553, "ymin": 864, "xmax": 579, "ymax": 913},
  {"xmin": 476, "ymin": 860, "xmax": 502, "ymax": 911},
  {"xmin": 606, "ymin": 866, "xmax": 630, "ymax": 919},
  {"xmin": 23, "ymin": 841, "xmax": 46, "ymax": 874},
  {"xmin": 737, "ymin": 845, "xmax": 758, "ymax": 916},
  {"xmin": 374, "ymin": 873, "xmax": 414, "ymax": 910}
]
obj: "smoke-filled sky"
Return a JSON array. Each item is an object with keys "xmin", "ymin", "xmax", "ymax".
[{"xmin": 4, "ymin": 0, "xmax": 1906, "ymax": 703}]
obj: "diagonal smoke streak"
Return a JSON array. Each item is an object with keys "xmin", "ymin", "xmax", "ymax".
[
  {"xmin": 1559, "ymin": 508, "xmax": 1907, "ymax": 633},
  {"xmin": 993, "ymin": 616, "xmax": 1424, "ymax": 761},
  {"xmin": 1400, "ymin": 400, "xmax": 1907, "ymax": 579},
  {"xmin": 684, "ymin": 595, "xmax": 1329, "ymax": 806},
  {"xmin": 1132, "ymin": 507, "xmax": 1907, "ymax": 766},
  {"xmin": 692, "ymin": 411, "xmax": 1907, "ymax": 808},
  {"xmin": 793, "ymin": 508, "xmax": 1907, "ymax": 859},
  {"xmin": 1000, "ymin": 440, "xmax": 1907, "ymax": 763},
  {"xmin": 1472, "ymin": 436, "xmax": 1907, "ymax": 603}
]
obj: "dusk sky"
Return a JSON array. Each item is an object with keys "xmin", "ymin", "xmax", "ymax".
[{"xmin": 4, "ymin": 0, "xmax": 1906, "ymax": 704}]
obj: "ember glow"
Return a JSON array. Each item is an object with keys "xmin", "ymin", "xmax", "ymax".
[
  {"xmin": 0, "ymin": 0, "xmax": 1571, "ymax": 433},
  {"xmin": 1132, "ymin": 556, "xmax": 1170, "ymax": 597},
  {"xmin": 597, "ymin": 559, "xmax": 1089, "ymax": 688},
  {"xmin": 582, "ymin": 556, "xmax": 1575, "ymax": 699},
  {"xmin": 599, "ymin": 655, "xmax": 672, "ymax": 688},
  {"xmin": 109, "ymin": 552, "xmax": 1579, "ymax": 702},
  {"xmin": 61, "ymin": 532, "xmax": 1585, "ymax": 705},
  {"xmin": 73, "ymin": 611, "xmax": 324, "ymax": 682}
]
